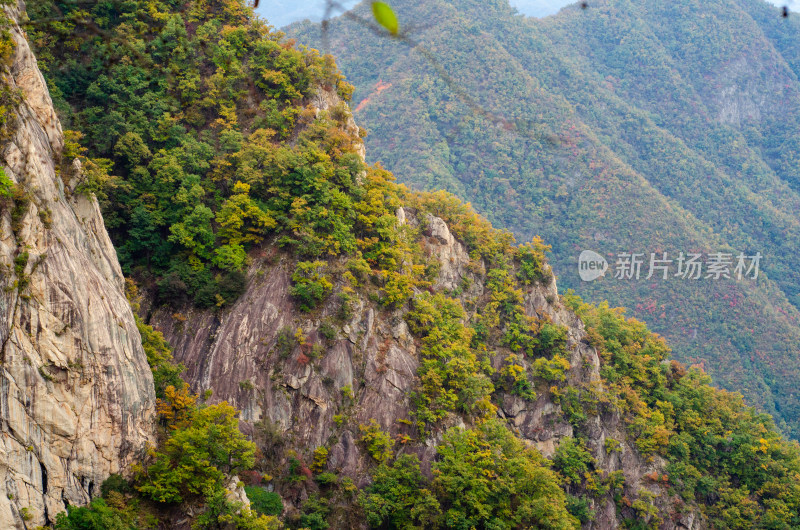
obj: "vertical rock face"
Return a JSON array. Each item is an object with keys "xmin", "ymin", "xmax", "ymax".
[
  {"xmin": 150, "ymin": 207, "xmax": 701, "ymax": 528},
  {"xmin": 138, "ymin": 84, "xmax": 702, "ymax": 528},
  {"xmin": 0, "ymin": 3, "xmax": 155, "ymax": 527}
]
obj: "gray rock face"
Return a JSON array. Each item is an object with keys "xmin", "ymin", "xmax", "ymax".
[
  {"xmin": 150, "ymin": 215, "xmax": 702, "ymax": 528},
  {"xmin": 145, "ymin": 89, "xmax": 702, "ymax": 528},
  {"xmin": 421, "ymin": 212, "xmax": 479, "ymax": 293},
  {"xmin": 150, "ymin": 250, "xmax": 419, "ymax": 478},
  {"xmin": 0, "ymin": 3, "xmax": 155, "ymax": 527},
  {"xmin": 712, "ymin": 53, "xmax": 786, "ymax": 127}
]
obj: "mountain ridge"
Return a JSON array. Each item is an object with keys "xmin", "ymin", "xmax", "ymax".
[
  {"xmin": 15, "ymin": 0, "xmax": 800, "ymax": 527},
  {"xmin": 288, "ymin": 0, "xmax": 800, "ymax": 436}
]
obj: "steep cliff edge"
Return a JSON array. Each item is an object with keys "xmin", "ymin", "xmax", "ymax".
[
  {"xmin": 287, "ymin": 0, "xmax": 800, "ymax": 441},
  {"xmin": 149, "ymin": 213, "xmax": 698, "ymax": 528},
  {"xmin": 141, "ymin": 88, "xmax": 699, "ymax": 528},
  {"xmin": 23, "ymin": 1, "xmax": 800, "ymax": 527},
  {"xmin": 0, "ymin": 3, "xmax": 155, "ymax": 527}
]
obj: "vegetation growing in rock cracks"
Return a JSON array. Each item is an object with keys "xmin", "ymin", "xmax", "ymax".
[{"xmin": 28, "ymin": 0, "xmax": 800, "ymax": 528}]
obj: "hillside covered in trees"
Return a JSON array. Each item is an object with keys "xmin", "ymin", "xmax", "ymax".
[
  {"xmin": 14, "ymin": 0, "xmax": 800, "ymax": 528},
  {"xmin": 289, "ymin": 0, "xmax": 800, "ymax": 439}
]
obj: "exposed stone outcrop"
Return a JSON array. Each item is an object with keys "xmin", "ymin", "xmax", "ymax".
[
  {"xmin": 142, "ymin": 85, "xmax": 701, "ymax": 528},
  {"xmin": 522, "ymin": 271, "xmax": 698, "ymax": 529},
  {"xmin": 149, "ymin": 248, "xmax": 420, "ymax": 478},
  {"xmin": 713, "ymin": 55, "xmax": 780, "ymax": 126},
  {"xmin": 311, "ymin": 86, "xmax": 366, "ymax": 161},
  {"xmin": 0, "ymin": 3, "xmax": 155, "ymax": 527},
  {"xmin": 148, "ymin": 208, "xmax": 701, "ymax": 528},
  {"xmin": 413, "ymin": 210, "xmax": 481, "ymax": 294}
]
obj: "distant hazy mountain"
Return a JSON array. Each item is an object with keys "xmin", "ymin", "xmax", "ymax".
[
  {"xmin": 260, "ymin": 0, "xmax": 796, "ymax": 27},
  {"xmin": 255, "ymin": 0, "xmax": 359, "ymax": 27},
  {"xmin": 290, "ymin": 0, "xmax": 800, "ymax": 437},
  {"xmin": 256, "ymin": 0, "xmax": 574, "ymax": 28}
]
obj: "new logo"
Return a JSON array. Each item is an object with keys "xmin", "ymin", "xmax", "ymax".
[{"xmin": 578, "ymin": 250, "xmax": 608, "ymax": 281}]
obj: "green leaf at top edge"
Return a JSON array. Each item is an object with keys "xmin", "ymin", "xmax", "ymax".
[{"xmin": 372, "ymin": 1, "xmax": 399, "ymax": 36}]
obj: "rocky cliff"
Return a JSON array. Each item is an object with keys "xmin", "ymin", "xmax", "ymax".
[
  {"xmin": 14, "ymin": 0, "xmax": 799, "ymax": 526},
  {"xmin": 0, "ymin": 3, "xmax": 155, "ymax": 527},
  {"xmin": 143, "ymin": 91, "xmax": 700, "ymax": 528},
  {"xmin": 287, "ymin": 0, "xmax": 800, "ymax": 442}
]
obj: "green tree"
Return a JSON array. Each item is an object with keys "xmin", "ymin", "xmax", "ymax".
[
  {"xmin": 290, "ymin": 261, "xmax": 333, "ymax": 311},
  {"xmin": 169, "ymin": 204, "xmax": 216, "ymax": 261},
  {"xmin": 244, "ymin": 487, "xmax": 283, "ymax": 517},
  {"xmin": 114, "ymin": 132, "xmax": 152, "ymax": 169},
  {"xmin": 135, "ymin": 315, "xmax": 184, "ymax": 399},
  {"xmin": 359, "ymin": 454, "xmax": 440, "ymax": 529},
  {"xmin": 358, "ymin": 420, "xmax": 395, "ymax": 464},
  {"xmin": 552, "ymin": 437, "xmax": 594, "ymax": 485},
  {"xmin": 138, "ymin": 402, "xmax": 255, "ymax": 504},
  {"xmin": 216, "ymin": 181, "xmax": 275, "ymax": 247},
  {"xmin": 54, "ymin": 498, "xmax": 137, "ymax": 530},
  {"xmin": 0, "ymin": 167, "xmax": 13, "ymax": 198},
  {"xmin": 432, "ymin": 421, "xmax": 579, "ymax": 530}
]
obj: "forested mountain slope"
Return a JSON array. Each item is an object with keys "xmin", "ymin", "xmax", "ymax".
[
  {"xmin": 289, "ymin": 0, "xmax": 800, "ymax": 437},
  {"xmin": 19, "ymin": 0, "xmax": 800, "ymax": 528}
]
